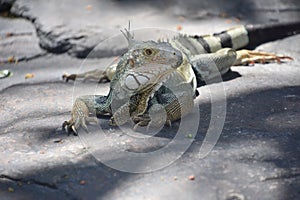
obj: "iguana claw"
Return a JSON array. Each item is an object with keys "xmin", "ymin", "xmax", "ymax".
[{"xmin": 71, "ymin": 125, "xmax": 78, "ymax": 135}]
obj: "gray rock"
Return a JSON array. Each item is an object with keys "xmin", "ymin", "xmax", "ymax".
[
  {"xmin": 8, "ymin": 0, "xmax": 300, "ymax": 58},
  {"xmin": 0, "ymin": 33, "xmax": 300, "ymax": 199},
  {"xmin": 0, "ymin": 17, "xmax": 46, "ymax": 63},
  {"xmin": 0, "ymin": 0, "xmax": 300, "ymax": 199},
  {"xmin": 0, "ymin": 0, "xmax": 14, "ymax": 12}
]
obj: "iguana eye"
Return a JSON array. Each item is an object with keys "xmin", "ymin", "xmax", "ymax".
[{"xmin": 144, "ymin": 48, "xmax": 153, "ymax": 56}]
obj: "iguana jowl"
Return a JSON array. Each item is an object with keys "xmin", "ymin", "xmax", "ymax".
[{"xmin": 63, "ymin": 22, "xmax": 300, "ymax": 135}]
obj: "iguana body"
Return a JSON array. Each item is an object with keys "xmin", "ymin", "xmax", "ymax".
[{"xmin": 63, "ymin": 22, "xmax": 300, "ymax": 135}]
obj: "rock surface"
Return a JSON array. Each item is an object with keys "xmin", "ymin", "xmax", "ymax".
[
  {"xmin": 0, "ymin": 0, "xmax": 300, "ymax": 199},
  {"xmin": 0, "ymin": 17, "xmax": 46, "ymax": 63},
  {"xmin": 7, "ymin": 0, "xmax": 300, "ymax": 58}
]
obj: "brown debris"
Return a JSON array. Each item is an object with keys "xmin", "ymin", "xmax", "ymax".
[{"xmin": 25, "ymin": 73, "xmax": 35, "ymax": 79}]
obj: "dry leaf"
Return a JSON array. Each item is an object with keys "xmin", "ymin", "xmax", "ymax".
[
  {"xmin": 6, "ymin": 32, "xmax": 13, "ymax": 37},
  {"xmin": 188, "ymin": 175, "xmax": 195, "ymax": 180},
  {"xmin": 7, "ymin": 56, "xmax": 15, "ymax": 63},
  {"xmin": 80, "ymin": 180, "xmax": 86, "ymax": 185},
  {"xmin": 86, "ymin": 5, "xmax": 92, "ymax": 11},
  {"xmin": 25, "ymin": 73, "xmax": 35, "ymax": 79},
  {"xmin": 176, "ymin": 25, "xmax": 182, "ymax": 31}
]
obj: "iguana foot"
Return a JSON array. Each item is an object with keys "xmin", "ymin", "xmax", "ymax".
[
  {"xmin": 63, "ymin": 116, "xmax": 99, "ymax": 136},
  {"xmin": 132, "ymin": 104, "xmax": 169, "ymax": 131},
  {"xmin": 235, "ymin": 50, "xmax": 293, "ymax": 65},
  {"xmin": 133, "ymin": 117, "xmax": 171, "ymax": 132},
  {"xmin": 62, "ymin": 73, "xmax": 77, "ymax": 82},
  {"xmin": 63, "ymin": 98, "xmax": 99, "ymax": 135},
  {"xmin": 108, "ymin": 104, "xmax": 170, "ymax": 131}
]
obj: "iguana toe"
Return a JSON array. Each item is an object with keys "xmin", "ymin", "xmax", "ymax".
[
  {"xmin": 71, "ymin": 125, "xmax": 78, "ymax": 135},
  {"xmin": 62, "ymin": 121, "xmax": 69, "ymax": 132},
  {"xmin": 235, "ymin": 50, "xmax": 293, "ymax": 65},
  {"xmin": 81, "ymin": 119, "xmax": 89, "ymax": 132}
]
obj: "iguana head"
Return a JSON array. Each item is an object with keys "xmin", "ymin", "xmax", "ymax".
[
  {"xmin": 112, "ymin": 26, "xmax": 183, "ymax": 94},
  {"xmin": 118, "ymin": 41, "xmax": 183, "ymax": 92},
  {"xmin": 109, "ymin": 25, "xmax": 184, "ymax": 119},
  {"xmin": 120, "ymin": 24, "xmax": 183, "ymax": 68},
  {"xmin": 128, "ymin": 41, "xmax": 183, "ymax": 68}
]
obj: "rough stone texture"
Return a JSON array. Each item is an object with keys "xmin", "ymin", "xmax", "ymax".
[
  {"xmin": 0, "ymin": 0, "xmax": 300, "ymax": 199},
  {"xmin": 0, "ymin": 17, "xmax": 46, "ymax": 63},
  {"xmin": 7, "ymin": 0, "xmax": 300, "ymax": 58},
  {"xmin": 0, "ymin": 0, "xmax": 15, "ymax": 12}
]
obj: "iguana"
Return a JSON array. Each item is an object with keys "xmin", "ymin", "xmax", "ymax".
[{"xmin": 62, "ymin": 22, "xmax": 300, "ymax": 135}]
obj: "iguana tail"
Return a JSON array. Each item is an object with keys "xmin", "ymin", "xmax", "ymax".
[
  {"xmin": 244, "ymin": 21, "xmax": 300, "ymax": 49},
  {"xmin": 209, "ymin": 21, "xmax": 300, "ymax": 51},
  {"xmin": 186, "ymin": 21, "xmax": 300, "ymax": 55}
]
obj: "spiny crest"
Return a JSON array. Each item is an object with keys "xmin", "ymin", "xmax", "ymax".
[
  {"xmin": 157, "ymin": 37, "xmax": 170, "ymax": 43},
  {"xmin": 121, "ymin": 21, "xmax": 135, "ymax": 48},
  {"xmin": 173, "ymin": 33, "xmax": 188, "ymax": 40}
]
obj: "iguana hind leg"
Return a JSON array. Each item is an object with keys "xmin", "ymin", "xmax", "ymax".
[
  {"xmin": 62, "ymin": 69, "xmax": 108, "ymax": 83},
  {"xmin": 191, "ymin": 48, "xmax": 293, "ymax": 84},
  {"xmin": 190, "ymin": 48, "xmax": 237, "ymax": 83}
]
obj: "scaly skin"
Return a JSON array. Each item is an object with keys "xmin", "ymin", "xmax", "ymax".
[
  {"xmin": 63, "ymin": 23, "xmax": 298, "ymax": 135},
  {"xmin": 63, "ymin": 27, "xmax": 190, "ymax": 134}
]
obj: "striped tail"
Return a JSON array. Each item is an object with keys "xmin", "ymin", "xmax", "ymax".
[
  {"xmin": 244, "ymin": 21, "xmax": 300, "ymax": 49},
  {"xmin": 211, "ymin": 21, "xmax": 300, "ymax": 50},
  {"xmin": 171, "ymin": 21, "xmax": 300, "ymax": 56}
]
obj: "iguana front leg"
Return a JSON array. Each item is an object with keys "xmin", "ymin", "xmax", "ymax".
[
  {"xmin": 62, "ymin": 95, "xmax": 111, "ymax": 135},
  {"xmin": 190, "ymin": 48, "xmax": 237, "ymax": 82}
]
